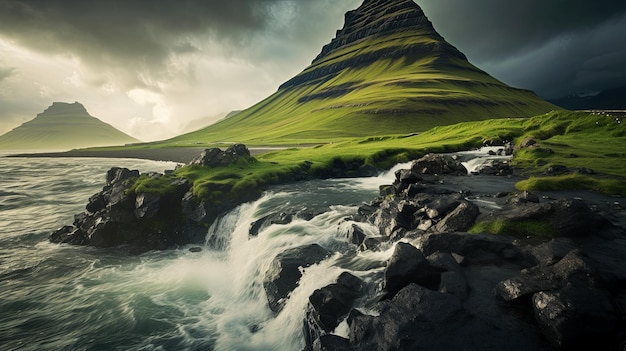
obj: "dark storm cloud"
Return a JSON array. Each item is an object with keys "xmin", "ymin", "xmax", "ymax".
[
  {"xmin": 0, "ymin": 0, "xmax": 624, "ymax": 99},
  {"xmin": 421, "ymin": 0, "xmax": 626, "ymax": 59},
  {"xmin": 420, "ymin": 0, "xmax": 626, "ymax": 97},
  {"xmin": 0, "ymin": 0, "xmax": 282, "ymax": 88}
]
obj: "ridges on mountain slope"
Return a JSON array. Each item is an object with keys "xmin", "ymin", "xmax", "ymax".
[
  {"xmin": 0, "ymin": 102, "xmax": 140, "ymax": 151},
  {"xmin": 168, "ymin": 0, "xmax": 557, "ymax": 145}
]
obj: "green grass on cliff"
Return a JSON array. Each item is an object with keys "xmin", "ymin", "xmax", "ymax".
[
  {"xmin": 134, "ymin": 110, "xmax": 626, "ymax": 201},
  {"xmin": 161, "ymin": 59, "xmax": 553, "ymax": 146},
  {"xmin": 469, "ymin": 219, "xmax": 557, "ymax": 243},
  {"xmin": 156, "ymin": 26, "xmax": 555, "ymax": 147}
]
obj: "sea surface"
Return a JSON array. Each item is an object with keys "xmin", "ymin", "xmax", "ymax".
[{"xmin": 0, "ymin": 156, "xmax": 411, "ymax": 351}]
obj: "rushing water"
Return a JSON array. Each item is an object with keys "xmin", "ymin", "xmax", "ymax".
[{"xmin": 0, "ymin": 157, "xmax": 414, "ymax": 351}]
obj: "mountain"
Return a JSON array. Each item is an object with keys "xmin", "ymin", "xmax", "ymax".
[
  {"xmin": 0, "ymin": 102, "xmax": 140, "ymax": 151},
  {"xmin": 182, "ymin": 110, "xmax": 243, "ymax": 133},
  {"xmin": 166, "ymin": 0, "xmax": 556, "ymax": 145},
  {"xmin": 549, "ymin": 85, "xmax": 626, "ymax": 110}
]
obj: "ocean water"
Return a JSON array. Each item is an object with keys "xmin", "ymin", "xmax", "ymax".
[{"xmin": 0, "ymin": 157, "xmax": 408, "ymax": 351}]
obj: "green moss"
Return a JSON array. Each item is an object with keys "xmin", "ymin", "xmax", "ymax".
[
  {"xmin": 130, "ymin": 174, "xmax": 179, "ymax": 196},
  {"xmin": 469, "ymin": 219, "xmax": 556, "ymax": 242},
  {"xmin": 515, "ymin": 174, "xmax": 626, "ymax": 197}
]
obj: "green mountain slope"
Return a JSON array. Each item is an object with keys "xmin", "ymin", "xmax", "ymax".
[
  {"xmin": 166, "ymin": 0, "xmax": 557, "ymax": 146},
  {"xmin": 0, "ymin": 102, "xmax": 140, "ymax": 151}
]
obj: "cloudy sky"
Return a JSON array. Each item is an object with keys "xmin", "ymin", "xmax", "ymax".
[{"xmin": 1, "ymin": 0, "xmax": 625, "ymax": 141}]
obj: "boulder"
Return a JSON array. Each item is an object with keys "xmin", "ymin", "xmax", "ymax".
[
  {"xmin": 383, "ymin": 242, "xmax": 443, "ymax": 298},
  {"xmin": 304, "ymin": 272, "xmax": 362, "ymax": 348},
  {"xmin": 392, "ymin": 168, "xmax": 422, "ymax": 194},
  {"xmin": 424, "ymin": 195, "xmax": 460, "ymax": 219},
  {"xmin": 548, "ymin": 198, "xmax": 607, "ymax": 237},
  {"xmin": 419, "ymin": 232, "xmax": 523, "ymax": 265},
  {"xmin": 264, "ymin": 244, "xmax": 330, "ymax": 313},
  {"xmin": 372, "ymin": 198, "xmax": 415, "ymax": 237},
  {"xmin": 474, "ymin": 160, "xmax": 513, "ymax": 176},
  {"xmin": 346, "ymin": 224, "xmax": 367, "ymax": 246},
  {"xmin": 189, "ymin": 144, "xmax": 251, "ymax": 167},
  {"xmin": 532, "ymin": 287, "xmax": 618, "ymax": 349},
  {"xmin": 106, "ymin": 167, "xmax": 140, "ymax": 186},
  {"xmin": 432, "ymin": 200, "xmax": 479, "ymax": 233},
  {"xmin": 349, "ymin": 284, "xmax": 464, "ymax": 350},
  {"xmin": 410, "ymin": 153, "xmax": 468, "ymax": 175},
  {"xmin": 495, "ymin": 250, "xmax": 595, "ymax": 303}
]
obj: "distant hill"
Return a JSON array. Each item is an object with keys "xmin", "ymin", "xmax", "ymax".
[
  {"xmin": 549, "ymin": 86, "xmax": 626, "ymax": 110},
  {"xmin": 0, "ymin": 102, "xmax": 140, "ymax": 151},
  {"xmin": 165, "ymin": 0, "xmax": 556, "ymax": 145}
]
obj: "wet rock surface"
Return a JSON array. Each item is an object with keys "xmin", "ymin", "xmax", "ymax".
[
  {"xmin": 47, "ymin": 143, "xmax": 626, "ymax": 349},
  {"xmin": 298, "ymin": 152, "xmax": 626, "ymax": 351},
  {"xmin": 50, "ymin": 144, "xmax": 257, "ymax": 253},
  {"xmin": 264, "ymin": 244, "xmax": 331, "ymax": 313}
]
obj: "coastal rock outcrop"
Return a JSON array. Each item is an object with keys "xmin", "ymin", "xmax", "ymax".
[
  {"xmin": 50, "ymin": 144, "xmax": 257, "ymax": 253},
  {"xmin": 299, "ymin": 152, "xmax": 625, "ymax": 350}
]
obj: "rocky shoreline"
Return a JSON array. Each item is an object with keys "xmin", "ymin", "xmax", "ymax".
[
  {"xmin": 49, "ymin": 145, "xmax": 626, "ymax": 350},
  {"xmin": 292, "ymin": 154, "xmax": 626, "ymax": 350},
  {"xmin": 5, "ymin": 146, "xmax": 284, "ymax": 163},
  {"xmin": 49, "ymin": 144, "xmax": 259, "ymax": 253}
]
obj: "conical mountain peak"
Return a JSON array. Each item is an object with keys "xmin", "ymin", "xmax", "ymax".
[
  {"xmin": 167, "ymin": 0, "xmax": 556, "ymax": 145},
  {"xmin": 0, "ymin": 102, "xmax": 139, "ymax": 150},
  {"xmin": 38, "ymin": 101, "xmax": 88, "ymax": 118},
  {"xmin": 280, "ymin": 0, "xmax": 466, "ymax": 91},
  {"xmin": 313, "ymin": 0, "xmax": 443, "ymax": 64}
]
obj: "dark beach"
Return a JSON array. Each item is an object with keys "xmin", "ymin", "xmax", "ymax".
[{"xmin": 4, "ymin": 147, "xmax": 285, "ymax": 164}]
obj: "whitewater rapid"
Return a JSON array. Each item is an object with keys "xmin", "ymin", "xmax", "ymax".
[
  {"xmin": 0, "ymin": 149, "xmax": 515, "ymax": 350},
  {"xmin": 0, "ymin": 157, "xmax": 410, "ymax": 350}
]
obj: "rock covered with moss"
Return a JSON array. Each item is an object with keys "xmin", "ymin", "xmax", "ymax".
[{"xmin": 49, "ymin": 144, "xmax": 258, "ymax": 253}]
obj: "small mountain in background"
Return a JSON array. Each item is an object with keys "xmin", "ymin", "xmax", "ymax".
[
  {"xmin": 167, "ymin": 0, "xmax": 556, "ymax": 145},
  {"xmin": 0, "ymin": 102, "xmax": 140, "ymax": 151},
  {"xmin": 549, "ymin": 85, "xmax": 626, "ymax": 110}
]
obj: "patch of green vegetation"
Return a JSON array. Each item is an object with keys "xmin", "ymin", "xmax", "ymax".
[
  {"xmin": 513, "ymin": 111, "xmax": 626, "ymax": 176},
  {"xmin": 516, "ymin": 174, "xmax": 626, "ymax": 197},
  {"xmin": 469, "ymin": 219, "xmax": 556, "ymax": 242},
  {"xmin": 130, "ymin": 174, "xmax": 180, "ymax": 196},
  {"xmin": 506, "ymin": 110, "xmax": 626, "ymax": 196},
  {"xmin": 126, "ymin": 110, "xmax": 625, "ymax": 202}
]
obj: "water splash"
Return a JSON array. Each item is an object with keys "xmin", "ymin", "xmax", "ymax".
[{"xmin": 0, "ymin": 151, "xmax": 511, "ymax": 350}]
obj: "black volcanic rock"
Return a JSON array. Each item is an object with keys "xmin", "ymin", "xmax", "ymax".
[
  {"xmin": 49, "ymin": 146, "xmax": 263, "ymax": 253},
  {"xmin": 263, "ymin": 244, "xmax": 331, "ymax": 313},
  {"xmin": 280, "ymin": 0, "xmax": 468, "ymax": 92},
  {"xmin": 314, "ymin": 0, "xmax": 455, "ymax": 64}
]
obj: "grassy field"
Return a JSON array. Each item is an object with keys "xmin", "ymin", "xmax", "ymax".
[
  {"xmin": 132, "ymin": 110, "xmax": 626, "ymax": 201},
  {"xmin": 155, "ymin": 27, "xmax": 556, "ymax": 147}
]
